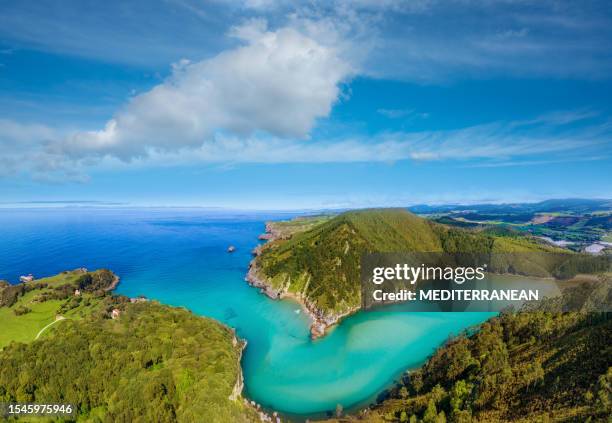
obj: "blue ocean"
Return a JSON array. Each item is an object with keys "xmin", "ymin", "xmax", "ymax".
[{"xmin": 0, "ymin": 208, "xmax": 497, "ymax": 418}]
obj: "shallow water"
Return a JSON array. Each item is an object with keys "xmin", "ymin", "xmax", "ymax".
[{"xmin": 0, "ymin": 208, "xmax": 555, "ymax": 417}]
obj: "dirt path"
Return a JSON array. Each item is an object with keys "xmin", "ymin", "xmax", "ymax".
[{"xmin": 35, "ymin": 315, "xmax": 66, "ymax": 340}]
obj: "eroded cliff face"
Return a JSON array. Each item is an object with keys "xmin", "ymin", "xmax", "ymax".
[
  {"xmin": 229, "ymin": 335, "xmax": 246, "ymax": 401},
  {"xmin": 247, "ymin": 259, "xmax": 351, "ymax": 339},
  {"xmin": 246, "ymin": 263, "xmax": 281, "ymax": 300}
]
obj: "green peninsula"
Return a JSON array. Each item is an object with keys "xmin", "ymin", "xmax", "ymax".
[
  {"xmin": 0, "ymin": 269, "xmax": 257, "ymax": 422},
  {"xmin": 247, "ymin": 208, "xmax": 562, "ymax": 337}
]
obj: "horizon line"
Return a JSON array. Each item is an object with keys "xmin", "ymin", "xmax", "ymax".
[{"xmin": 0, "ymin": 197, "xmax": 610, "ymax": 213}]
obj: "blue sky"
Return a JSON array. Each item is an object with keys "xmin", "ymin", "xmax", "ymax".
[{"xmin": 0, "ymin": 0, "xmax": 611, "ymax": 209}]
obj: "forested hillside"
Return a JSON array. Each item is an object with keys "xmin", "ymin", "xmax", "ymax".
[
  {"xmin": 0, "ymin": 271, "xmax": 257, "ymax": 422},
  {"xmin": 250, "ymin": 209, "xmax": 563, "ymax": 322}
]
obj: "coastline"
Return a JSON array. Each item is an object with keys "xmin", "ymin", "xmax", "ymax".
[
  {"xmin": 245, "ymin": 223, "xmax": 359, "ymax": 339},
  {"xmin": 104, "ymin": 272, "xmax": 279, "ymax": 421},
  {"xmin": 106, "ymin": 274, "xmax": 121, "ymax": 291}
]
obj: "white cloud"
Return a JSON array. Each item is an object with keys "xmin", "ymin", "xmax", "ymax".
[
  {"xmin": 54, "ymin": 20, "xmax": 352, "ymax": 161},
  {"xmin": 0, "ymin": 119, "xmax": 57, "ymax": 146},
  {"xmin": 0, "ymin": 119, "xmax": 94, "ymax": 182},
  {"xmin": 100, "ymin": 111, "xmax": 611, "ymax": 167},
  {"xmin": 377, "ymin": 108, "xmax": 430, "ymax": 120}
]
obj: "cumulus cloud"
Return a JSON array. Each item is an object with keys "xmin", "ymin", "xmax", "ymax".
[
  {"xmin": 55, "ymin": 19, "xmax": 352, "ymax": 161},
  {"xmin": 1, "ymin": 5, "xmax": 610, "ymax": 183}
]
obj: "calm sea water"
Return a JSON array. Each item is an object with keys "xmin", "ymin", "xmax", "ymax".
[{"xmin": 1, "ymin": 208, "xmax": 540, "ymax": 418}]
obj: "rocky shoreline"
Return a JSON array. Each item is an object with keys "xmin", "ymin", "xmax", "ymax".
[
  {"xmin": 106, "ymin": 275, "xmax": 121, "ymax": 291},
  {"xmin": 231, "ymin": 336, "xmax": 281, "ymax": 422},
  {"xmin": 245, "ymin": 223, "xmax": 359, "ymax": 339},
  {"xmin": 229, "ymin": 335, "xmax": 246, "ymax": 401}
]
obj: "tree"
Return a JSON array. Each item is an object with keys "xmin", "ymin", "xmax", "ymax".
[
  {"xmin": 411, "ymin": 371, "xmax": 424, "ymax": 394},
  {"xmin": 436, "ymin": 410, "xmax": 446, "ymax": 423},
  {"xmin": 595, "ymin": 367, "xmax": 611, "ymax": 414},
  {"xmin": 450, "ymin": 380, "xmax": 472, "ymax": 414},
  {"xmin": 423, "ymin": 399, "xmax": 438, "ymax": 423}
]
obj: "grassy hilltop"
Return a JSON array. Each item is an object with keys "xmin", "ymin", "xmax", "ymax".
[
  {"xmin": 0, "ymin": 269, "xmax": 117, "ymax": 348},
  {"xmin": 251, "ymin": 208, "xmax": 562, "ymax": 322},
  {"xmin": 0, "ymin": 270, "xmax": 257, "ymax": 422}
]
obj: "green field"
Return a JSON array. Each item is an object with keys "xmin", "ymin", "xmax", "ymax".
[
  {"xmin": 0, "ymin": 270, "xmax": 116, "ymax": 349},
  {"xmin": 424, "ymin": 205, "xmax": 612, "ymax": 249},
  {"xmin": 0, "ymin": 298, "xmax": 64, "ymax": 347},
  {"xmin": 267, "ymin": 214, "xmax": 334, "ymax": 237}
]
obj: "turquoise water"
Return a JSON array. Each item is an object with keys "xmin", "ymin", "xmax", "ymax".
[{"xmin": 0, "ymin": 208, "xmax": 552, "ymax": 418}]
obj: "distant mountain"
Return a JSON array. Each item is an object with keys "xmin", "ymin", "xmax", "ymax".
[
  {"xmin": 249, "ymin": 209, "xmax": 560, "ymax": 337},
  {"xmin": 409, "ymin": 198, "xmax": 612, "ymax": 215},
  {"xmin": 408, "ymin": 199, "xmax": 612, "ymax": 248}
]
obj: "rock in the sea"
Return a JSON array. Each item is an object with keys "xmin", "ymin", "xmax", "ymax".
[{"xmin": 310, "ymin": 321, "xmax": 326, "ymax": 339}]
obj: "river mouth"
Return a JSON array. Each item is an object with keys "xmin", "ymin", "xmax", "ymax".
[{"xmin": 0, "ymin": 208, "xmax": 560, "ymax": 419}]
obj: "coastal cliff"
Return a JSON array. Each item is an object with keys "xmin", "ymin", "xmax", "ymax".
[
  {"xmin": 246, "ymin": 218, "xmax": 356, "ymax": 339},
  {"xmin": 247, "ymin": 258, "xmax": 357, "ymax": 339},
  {"xmin": 230, "ymin": 336, "xmax": 246, "ymax": 401}
]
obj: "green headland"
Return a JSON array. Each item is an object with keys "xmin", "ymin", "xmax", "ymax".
[
  {"xmin": 0, "ymin": 269, "xmax": 258, "ymax": 422},
  {"xmin": 247, "ymin": 208, "xmax": 565, "ymax": 338}
]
